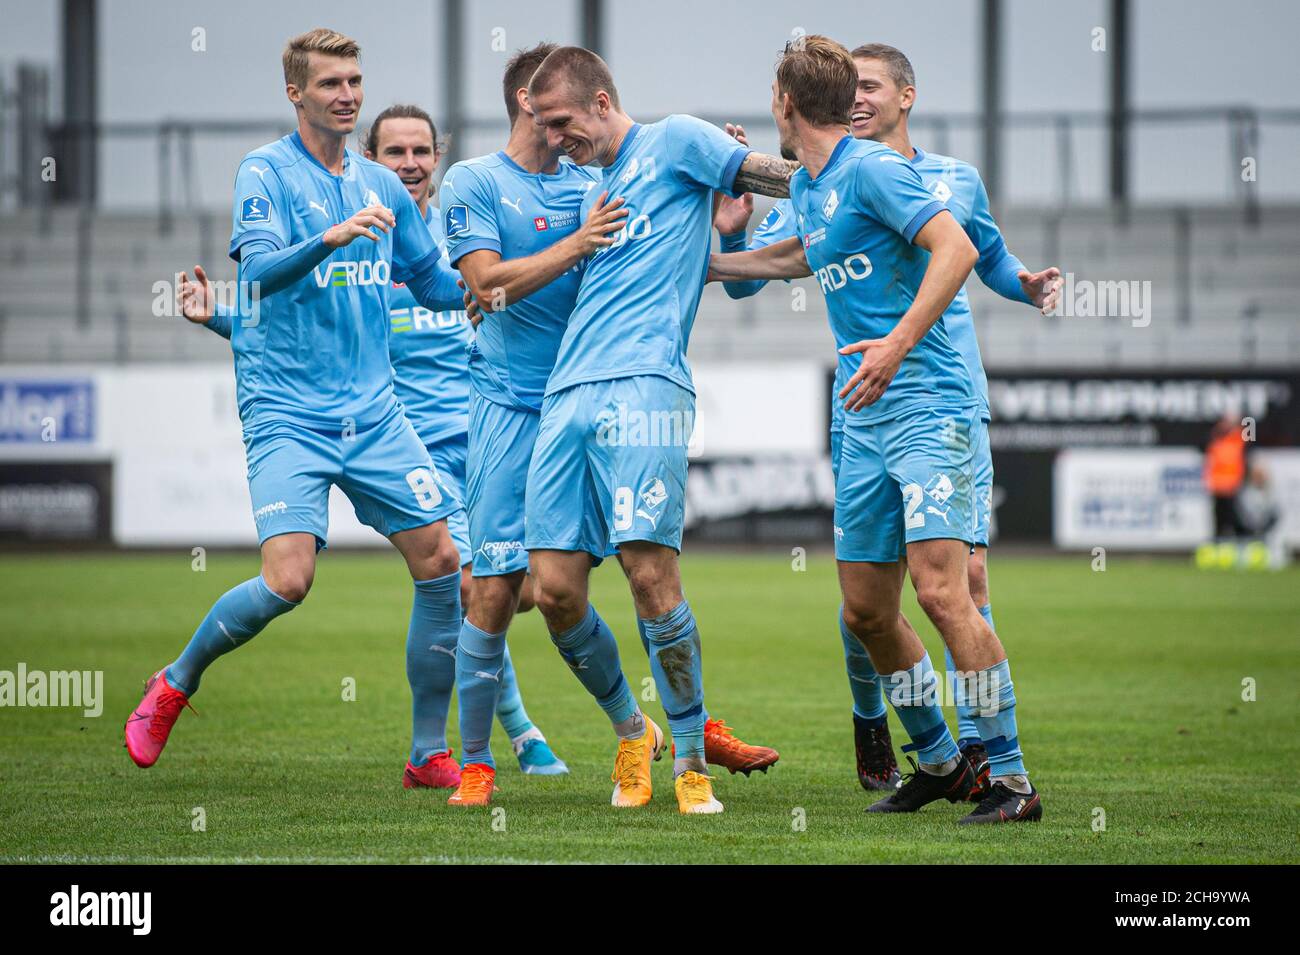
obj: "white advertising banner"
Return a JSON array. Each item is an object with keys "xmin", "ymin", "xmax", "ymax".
[
  {"xmin": 91, "ymin": 361, "xmax": 827, "ymax": 547},
  {"xmin": 1054, "ymin": 447, "xmax": 1300, "ymax": 550}
]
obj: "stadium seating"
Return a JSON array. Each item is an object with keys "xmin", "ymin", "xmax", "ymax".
[{"xmin": 1, "ymin": 203, "xmax": 1297, "ymax": 368}]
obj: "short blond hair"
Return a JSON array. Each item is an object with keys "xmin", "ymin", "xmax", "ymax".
[{"xmin": 283, "ymin": 28, "xmax": 360, "ymax": 89}]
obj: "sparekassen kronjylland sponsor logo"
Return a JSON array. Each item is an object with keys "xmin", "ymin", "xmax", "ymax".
[
  {"xmin": 49, "ymin": 885, "xmax": 151, "ymax": 935},
  {"xmin": 0, "ymin": 664, "xmax": 103, "ymax": 717}
]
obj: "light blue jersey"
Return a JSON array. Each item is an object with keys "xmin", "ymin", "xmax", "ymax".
[
  {"xmin": 790, "ymin": 136, "xmax": 973, "ymax": 425},
  {"xmin": 229, "ymin": 131, "xmax": 449, "ymax": 432},
  {"xmin": 388, "ymin": 207, "xmax": 471, "ymax": 443},
  {"xmin": 440, "ymin": 152, "xmax": 599, "ymax": 411},
  {"xmin": 545, "ymin": 116, "xmax": 749, "ymax": 396},
  {"xmin": 911, "ymin": 147, "xmax": 1029, "ymax": 422}
]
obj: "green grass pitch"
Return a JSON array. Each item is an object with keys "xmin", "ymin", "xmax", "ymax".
[{"xmin": 1, "ymin": 551, "xmax": 1296, "ymax": 864}]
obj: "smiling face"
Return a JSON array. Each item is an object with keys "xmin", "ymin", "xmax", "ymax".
[
  {"xmin": 529, "ymin": 83, "xmax": 611, "ymax": 166},
  {"xmin": 851, "ymin": 56, "xmax": 913, "ymax": 141},
  {"xmin": 366, "ymin": 116, "xmax": 438, "ymax": 208},
  {"xmin": 289, "ymin": 52, "xmax": 363, "ymax": 138}
]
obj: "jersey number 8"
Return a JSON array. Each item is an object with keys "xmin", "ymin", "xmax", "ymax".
[{"xmin": 405, "ymin": 468, "xmax": 444, "ymax": 511}]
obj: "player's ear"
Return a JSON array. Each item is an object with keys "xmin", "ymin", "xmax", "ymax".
[
  {"xmin": 900, "ymin": 84, "xmax": 916, "ymax": 112},
  {"xmin": 516, "ymin": 87, "xmax": 532, "ymax": 118}
]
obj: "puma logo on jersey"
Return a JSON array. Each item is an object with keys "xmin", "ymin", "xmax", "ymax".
[
  {"xmin": 925, "ymin": 505, "xmax": 951, "ymax": 526},
  {"xmin": 248, "ymin": 164, "xmax": 269, "ymax": 180},
  {"xmin": 309, "ymin": 199, "xmax": 329, "ymax": 218},
  {"xmin": 500, "ymin": 196, "xmax": 524, "ymax": 214}
]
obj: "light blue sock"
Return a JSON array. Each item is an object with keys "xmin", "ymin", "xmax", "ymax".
[
  {"xmin": 944, "ymin": 645, "xmax": 980, "ymax": 745},
  {"xmin": 885, "ymin": 653, "xmax": 960, "ymax": 767},
  {"xmin": 407, "ymin": 572, "xmax": 462, "ymax": 765},
  {"xmin": 166, "ymin": 575, "xmax": 297, "ymax": 696},
  {"xmin": 637, "ymin": 615, "xmax": 708, "ymax": 725},
  {"xmin": 456, "ymin": 619, "xmax": 505, "ymax": 768},
  {"xmin": 840, "ymin": 608, "xmax": 886, "ymax": 722},
  {"xmin": 964, "ymin": 659, "xmax": 1026, "ymax": 778},
  {"xmin": 494, "ymin": 644, "xmax": 535, "ymax": 740},
  {"xmin": 644, "ymin": 601, "xmax": 705, "ymax": 762},
  {"xmin": 550, "ymin": 604, "xmax": 636, "ymax": 726}
]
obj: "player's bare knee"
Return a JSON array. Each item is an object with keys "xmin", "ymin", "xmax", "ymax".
[
  {"xmin": 532, "ymin": 577, "xmax": 581, "ymax": 626},
  {"xmin": 413, "ymin": 538, "xmax": 462, "ymax": 581},
  {"xmin": 842, "ymin": 600, "xmax": 891, "ymax": 640},
  {"xmin": 914, "ymin": 580, "xmax": 965, "ymax": 631},
  {"xmin": 263, "ymin": 566, "xmax": 313, "ymax": 604},
  {"xmin": 626, "ymin": 565, "xmax": 681, "ymax": 618}
]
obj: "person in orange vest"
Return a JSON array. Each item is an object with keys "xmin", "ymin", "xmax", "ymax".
[{"xmin": 1204, "ymin": 412, "xmax": 1248, "ymax": 539}]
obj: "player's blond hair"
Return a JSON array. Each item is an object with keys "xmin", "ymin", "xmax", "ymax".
[
  {"xmin": 775, "ymin": 35, "xmax": 855, "ymax": 128},
  {"xmin": 283, "ymin": 28, "xmax": 361, "ymax": 90}
]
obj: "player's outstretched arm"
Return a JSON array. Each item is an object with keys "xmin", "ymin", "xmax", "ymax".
[
  {"xmin": 966, "ymin": 174, "xmax": 1062, "ymax": 314},
  {"xmin": 457, "ymin": 191, "xmax": 628, "ymax": 314},
  {"xmin": 708, "ymin": 235, "xmax": 810, "ymax": 283},
  {"xmin": 1016, "ymin": 266, "xmax": 1063, "ymax": 314},
  {"xmin": 839, "ymin": 210, "xmax": 976, "ymax": 411},
  {"xmin": 732, "ymin": 152, "xmax": 801, "ymax": 199}
]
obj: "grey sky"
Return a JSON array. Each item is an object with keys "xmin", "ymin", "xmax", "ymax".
[{"xmin": 3, "ymin": 0, "xmax": 1298, "ymax": 205}]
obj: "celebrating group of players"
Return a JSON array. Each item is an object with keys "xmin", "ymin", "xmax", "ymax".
[{"xmin": 125, "ymin": 26, "xmax": 1062, "ymax": 823}]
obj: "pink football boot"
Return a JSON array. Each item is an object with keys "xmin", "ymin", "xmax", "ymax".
[
  {"xmin": 402, "ymin": 750, "xmax": 462, "ymax": 789},
  {"xmin": 124, "ymin": 669, "xmax": 195, "ymax": 768}
]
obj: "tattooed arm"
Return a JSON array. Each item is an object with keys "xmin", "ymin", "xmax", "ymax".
[{"xmin": 731, "ymin": 152, "xmax": 801, "ymax": 198}]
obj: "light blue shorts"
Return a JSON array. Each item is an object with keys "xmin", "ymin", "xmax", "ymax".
[
  {"xmin": 466, "ymin": 393, "xmax": 535, "ymax": 576},
  {"xmin": 971, "ymin": 417, "xmax": 994, "ymax": 549},
  {"xmin": 244, "ymin": 403, "xmax": 461, "ymax": 548},
  {"xmin": 525, "ymin": 375, "xmax": 692, "ymax": 558},
  {"xmin": 425, "ymin": 432, "xmax": 472, "ymax": 566},
  {"xmin": 834, "ymin": 405, "xmax": 978, "ymax": 562}
]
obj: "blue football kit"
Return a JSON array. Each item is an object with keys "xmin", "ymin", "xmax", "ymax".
[
  {"xmin": 525, "ymin": 115, "xmax": 749, "ymax": 557},
  {"xmin": 439, "ymin": 150, "xmax": 599, "ymax": 773},
  {"xmin": 909, "ymin": 147, "xmax": 1030, "ymax": 547},
  {"xmin": 387, "ymin": 207, "xmax": 474, "ymax": 563},
  {"xmin": 225, "ymin": 131, "xmax": 465, "ymax": 547},
  {"xmin": 788, "ymin": 135, "xmax": 976, "ymax": 562},
  {"xmin": 203, "ymin": 196, "xmax": 554, "ymax": 769},
  {"xmin": 726, "ymin": 143, "xmax": 1032, "ymax": 549},
  {"xmin": 160, "ymin": 132, "xmax": 472, "ymax": 770},
  {"xmin": 518, "ymin": 116, "xmax": 748, "ymax": 769},
  {"xmin": 789, "ymin": 136, "xmax": 1029, "ymax": 780},
  {"xmin": 439, "ymin": 151, "xmax": 600, "ymax": 577}
]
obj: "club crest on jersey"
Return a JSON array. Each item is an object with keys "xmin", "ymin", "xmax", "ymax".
[
  {"xmin": 759, "ymin": 204, "xmax": 785, "ymax": 231},
  {"xmin": 635, "ymin": 477, "xmax": 669, "ymax": 528},
  {"xmin": 931, "ymin": 180, "xmax": 953, "ymax": 203},
  {"xmin": 925, "ymin": 473, "xmax": 955, "ymax": 506},
  {"xmin": 240, "ymin": 195, "xmax": 271, "ymax": 224},
  {"xmin": 446, "ymin": 204, "xmax": 469, "ymax": 238},
  {"xmin": 364, "ymin": 188, "xmax": 383, "ymax": 207},
  {"xmin": 821, "ymin": 188, "xmax": 839, "ymax": 220}
]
